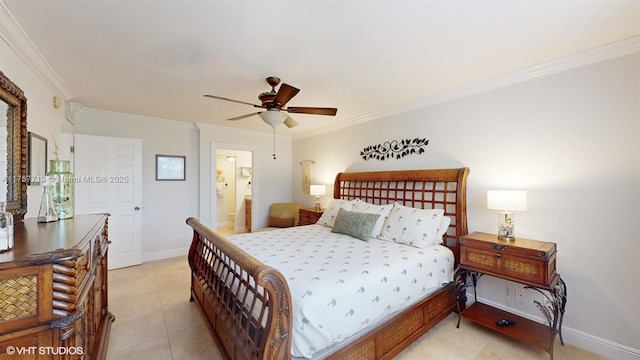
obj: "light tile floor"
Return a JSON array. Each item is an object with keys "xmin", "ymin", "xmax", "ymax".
[{"xmin": 107, "ymin": 254, "xmax": 607, "ymax": 360}]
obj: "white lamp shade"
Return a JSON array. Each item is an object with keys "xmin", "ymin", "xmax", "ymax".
[
  {"xmin": 259, "ymin": 110, "xmax": 287, "ymax": 127},
  {"xmin": 487, "ymin": 190, "xmax": 527, "ymax": 211},
  {"xmin": 309, "ymin": 185, "xmax": 326, "ymax": 196}
]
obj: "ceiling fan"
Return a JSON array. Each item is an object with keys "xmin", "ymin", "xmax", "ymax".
[{"xmin": 203, "ymin": 76, "xmax": 337, "ymax": 129}]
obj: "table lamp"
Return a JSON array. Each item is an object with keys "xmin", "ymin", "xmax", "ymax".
[
  {"xmin": 487, "ymin": 190, "xmax": 527, "ymax": 241},
  {"xmin": 309, "ymin": 185, "xmax": 326, "ymax": 211}
]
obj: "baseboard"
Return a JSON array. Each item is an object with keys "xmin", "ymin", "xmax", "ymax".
[
  {"xmin": 216, "ymin": 220, "xmax": 232, "ymax": 228},
  {"xmin": 472, "ymin": 294, "xmax": 640, "ymax": 360},
  {"xmin": 142, "ymin": 247, "xmax": 189, "ymax": 263},
  {"xmin": 233, "ymin": 226, "xmax": 249, "ymax": 234}
]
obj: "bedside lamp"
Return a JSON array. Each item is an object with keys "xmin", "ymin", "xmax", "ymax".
[
  {"xmin": 309, "ymin": 185, "xmax": 326, "ymax": 211},
  {"xmin": 487, "ymin": 190, "xmax": 527, "ymax": 241}
]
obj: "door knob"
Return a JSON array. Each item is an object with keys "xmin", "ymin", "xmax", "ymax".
[{"xmin": 134, "ymin": 206, "xmax": 141, "ymax": 211}]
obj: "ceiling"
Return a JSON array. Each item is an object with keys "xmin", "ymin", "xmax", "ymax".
[{"xmin": 3, "ymin": 0, "xmax": 639, "ymax": 137}]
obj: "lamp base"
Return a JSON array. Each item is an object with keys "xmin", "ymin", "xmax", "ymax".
[{"xmin": 497, "ymin": 211, "xmax": 515, "ymax": 241}]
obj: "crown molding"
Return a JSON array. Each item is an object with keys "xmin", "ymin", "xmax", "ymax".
[
  {"xmin": 81, "ymin": 108, "xmax": 291, "ymax": 139},
  {"xmin": 293, "ymin": 35, "xmax": 640, "ymax": 141},
  {"xmin": 0, "ymin": 1, "xmax": 74, "ymax": 99},
  {"xmin": 195, "ymin": 122, "xmax": 292, "ymax": 141},
  {"xmin": 80, "ymin": 107, "xmax": 197, "ymax": 130}
]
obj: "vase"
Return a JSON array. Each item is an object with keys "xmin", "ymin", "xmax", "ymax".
[
  {"xmin": 47, "ymin": 160, "xmax": 74, "ymax": 219},
  {"xmin": 0, "ymin": 201, "xmax": 13, "ymax": 252}
]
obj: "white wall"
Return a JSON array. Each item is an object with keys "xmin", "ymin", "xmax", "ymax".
[
  {"xmin": 75, "ymin": 109, "xmax": 199, "ymax": 261},
  {"xmin": 292, "ymin": 53, "xmax": 640, "ymax": 359},
  {"xmin": 0, "ymin": 30, "xmax": 72, "ymax": 220}
]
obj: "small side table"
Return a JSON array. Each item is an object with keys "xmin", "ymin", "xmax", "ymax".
[
  {"xmin": 455, "ymin": 232, "xmax": 567, "ymax": 359},
  {"xmin": 298, "ymin": 208, "xmax": 323, "ymax": 225}
]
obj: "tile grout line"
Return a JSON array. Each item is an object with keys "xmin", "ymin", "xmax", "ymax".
[{"xmin": 152, "ymin": 259, "xmax": 176, "ymax": 360}]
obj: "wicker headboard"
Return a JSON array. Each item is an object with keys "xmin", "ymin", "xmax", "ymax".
[{"xmin": 333, "ymin": 168, "xmax": 469, "ymax": 262}]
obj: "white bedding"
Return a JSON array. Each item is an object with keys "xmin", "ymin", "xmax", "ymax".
[{"xmin": 227, "ymin": 224, "xmax": 454, "ymax": 359}]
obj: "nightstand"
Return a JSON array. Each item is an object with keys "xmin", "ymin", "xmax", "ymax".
[
  {"xmin": 455, "ymin": 232, "xmax": 567, "ymax": 360},
  {"xmin": 298, "ymin": 208, "xmax": 323, "ymax": 225}
]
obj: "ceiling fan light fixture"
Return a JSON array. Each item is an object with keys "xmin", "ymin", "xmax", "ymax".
[{"xmin": 259, "ymin": 109, "xmax": 287, "ymax": 127}]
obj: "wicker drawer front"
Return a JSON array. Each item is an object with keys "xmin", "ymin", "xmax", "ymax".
[
  {"xmin": 460, "ymin": 232, "xmax": 557, "ymax": 287},
  {"xmin": 0, "ymin": 264, "xmax": 52, "ymax": 334},
  {"xmin": 461, "ymin": 247, "xmax": 551, "ymax": 286},
  {"xmin": 0, "ymin": 275, "xmax": 38, "ymax": 322}
]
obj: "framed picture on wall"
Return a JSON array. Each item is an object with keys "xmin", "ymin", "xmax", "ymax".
[
  {"xmin": 155, "ymin": 155, "xmax": 186, "ymax": 181},
  {"xmin": 28, "ymin": 132, "xmax": 47, "ymax": 185}
]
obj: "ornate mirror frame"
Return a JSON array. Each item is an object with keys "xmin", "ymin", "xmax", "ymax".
[{"xmin": 0, "ymin": 70, "xmax": 28, "ymax": 222}]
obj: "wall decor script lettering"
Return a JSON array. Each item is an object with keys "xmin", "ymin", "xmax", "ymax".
[{"xmin": 360, "ymin": 138, "xmax": 429, "ymax": 161}]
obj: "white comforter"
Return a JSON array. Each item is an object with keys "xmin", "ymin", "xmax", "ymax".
[{"xmin": 227, "ymin": 224, "xmax": 454, "ymax": 358}]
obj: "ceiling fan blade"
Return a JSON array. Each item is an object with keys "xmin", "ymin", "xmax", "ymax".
[
  {"xmin": 204, "ymin": 94, "xmax": 261, "ymax": 108},
  {"xmin": 273, "ymin": 83, "xmax": 300, "ymax": 107},
  {"xmin": 228, "ymin": 112, "xmax": 261, "ymax": 121},
  {"xmin": 284, "ymin": 116, "xmax": 299, "ymax": 128},
  {"xmin": 286, "ymin": 107, "xmax": 337, "ymax": 116}
]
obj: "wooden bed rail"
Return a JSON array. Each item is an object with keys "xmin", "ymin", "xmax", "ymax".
[{"xmin": 186, "ymin": 217, "xmax": 293, "ymax": 360}]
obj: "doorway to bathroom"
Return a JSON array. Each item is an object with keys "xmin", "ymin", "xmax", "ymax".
[{"xmin": 215, "ymin": 149, "xmax": 252, "ymax": 235}]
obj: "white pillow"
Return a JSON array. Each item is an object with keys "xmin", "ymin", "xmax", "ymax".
[
  {"xmin": 351, "ymin": 201, "xmax": 394, "ymax": 239},
  {"xmin": 316, "ymin": 199, "xmax": 359, "ymax": 227},
  {"xmin": 435, "ymin": 215, "xmax": 451, "ymax": 245},
  {"xmin": 379, "ymin": 203, "xmax": 444, "ymax": 248}
]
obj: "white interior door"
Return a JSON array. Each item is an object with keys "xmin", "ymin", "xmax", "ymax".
[{"xmin": 74, "ymin": 134, "xmax": 143, "ymax": 269}]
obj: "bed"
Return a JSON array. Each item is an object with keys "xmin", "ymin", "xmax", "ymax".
[{"xmin": 187, "ymin": 167, "xmax": 469, "ymax": 360}]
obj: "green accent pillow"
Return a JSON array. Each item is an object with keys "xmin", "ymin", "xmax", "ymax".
[{"xmin": 331, "ymin": 208, "xmax": 381, "ymax": 241}]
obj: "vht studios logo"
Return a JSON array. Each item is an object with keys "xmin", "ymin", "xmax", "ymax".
[{"xmin": 4, "ymin": 346, "xmax": 84, "ymax": 356}]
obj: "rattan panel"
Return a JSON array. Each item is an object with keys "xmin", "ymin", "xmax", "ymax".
[
  {"xmin": 503, "ymin": 259, "xmax": 539, "ymax": 278},
  {"xmin": 0, "ymin": 275, "xmax": 37, "ymax": 320},
  {"xmin": 381, "ymin": 308, "xmax": 423, "ymax": 353},
  {"xmin": 342, "ymin": 339, "xmax": 376, "ymax": 360}
]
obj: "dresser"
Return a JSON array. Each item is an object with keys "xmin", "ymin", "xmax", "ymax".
[{"xmin": 0, "ymin": 214, "xmax": 114, "ymax": 360}]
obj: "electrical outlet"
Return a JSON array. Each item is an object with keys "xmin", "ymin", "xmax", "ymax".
[{"xmin": 516, "ymin": 288, "xmax": 526, "ymax": 303}]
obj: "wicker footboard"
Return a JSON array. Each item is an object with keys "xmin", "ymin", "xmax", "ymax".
[{"xmin": 187, "ymin": 217, "xmax": 293, "ymax": 360}]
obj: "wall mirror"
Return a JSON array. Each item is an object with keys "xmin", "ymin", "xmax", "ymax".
[{"xmin": 0, "ymin": 70, "xmax": 28, "ymax": 222}]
